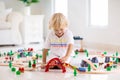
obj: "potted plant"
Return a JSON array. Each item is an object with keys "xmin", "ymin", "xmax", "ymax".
[
  {"xmin": 19, "ymin": 0, "xmax": 40, "ymax": 15},
  {"xmin": 19, "ymin": 0, "xmax": 40, "ymax": 6}
]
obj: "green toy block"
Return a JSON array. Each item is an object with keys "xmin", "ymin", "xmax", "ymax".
[
  {"xmin": 17, "ymin": 54, "xmax": 20, "ymax": 59},
  {"xmin": 16, "ymin": 70, "xmax": 21, "ymax": 75},
  {"xmin": 113, "ymin": 65, "xmax": 117, "ymax": 68},
  {"xmin": 11, "ymin": 67, "xmax": 16, "ymax": 72},
  {"xmin": 104, "ymin": 51, "xmax": 107, "ymax": 55},
  {"xmin": 75, "ymin": 51, "xmax": 79, "ymax": 55},
  {"xmin": 39, "ymin": 54, "xmax": 42, "ymax": 59},
  {"xmin": 23, "ymin": 52, "xmax": 27, "ymax": 57},
  {"xmin": 33, "ymin": 60, "xmax": 36, "ymax": 64},
  {"xmin": 106, "ymin": 67, "xmax": 111, "ymax": 71}
]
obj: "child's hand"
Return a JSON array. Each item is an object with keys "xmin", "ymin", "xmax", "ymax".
[
  {"xmin": 60, "ymin": 56, "xmax": 68, "ymax": 63},
  {"xmin": 41, "ymin": 63, "xmax": 46, "ymax": 69}
]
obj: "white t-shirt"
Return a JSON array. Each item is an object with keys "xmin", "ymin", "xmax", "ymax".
[{"xmin": 44, "ymin": 28, "xmax": 74, "ymax": 61}]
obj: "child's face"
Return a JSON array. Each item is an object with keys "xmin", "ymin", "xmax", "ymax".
[{"xmin": 54, "ymin": 28, "xmax": 65, "ymax": 37}]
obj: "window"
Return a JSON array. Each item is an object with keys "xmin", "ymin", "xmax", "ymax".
[
  {"xmin": 89, "ymin": 0, "xmax": 108, "ymax": 27},
  {"xmin": 53, "ymin": 0, "xmax": 68, "ymax": 17}
]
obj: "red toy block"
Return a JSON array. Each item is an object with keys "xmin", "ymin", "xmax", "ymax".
[
  {"xmin": 28, "ymin": 48, "xmax": 33, "ymax": 51},
  {"xmin": 32, "ymin": 64, "xmax": 36, "ymax": 68},
  {"xmin": 19, "ymin": 67, "xmax": 24, "ymax": 73}
]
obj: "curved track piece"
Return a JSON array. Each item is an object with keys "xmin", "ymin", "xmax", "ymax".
[
  {"xmin": 45, "ymin": 58, "xmax": 66, "ymax": 73},
  {"xmin": 83, "ymin": 59, "xmax": 97, "ymax": 70}
]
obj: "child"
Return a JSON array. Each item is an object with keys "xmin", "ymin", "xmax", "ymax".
[{"xmin": 41, "ymin": 13, "xmax": 74, "ymax": 68}]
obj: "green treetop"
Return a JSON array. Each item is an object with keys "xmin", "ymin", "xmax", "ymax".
[{"xmin": 19, "ymin": 0, "xmax": 40, "ymax": 6}]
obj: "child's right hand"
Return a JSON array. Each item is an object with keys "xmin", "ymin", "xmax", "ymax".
[{"xmin": 41, "ymin": 63, "xmax": 46, "ymax": 69}]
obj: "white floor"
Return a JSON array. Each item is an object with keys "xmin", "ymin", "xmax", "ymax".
[
  {"xmin": 0, "ymin": 66, "xmax": 120, "ymax": 80},
  {"xmin": 0, "ymin": 44, "xmax": 43, "ymax": 52},
  {"xmin": 0, "ymin": 44, "xmax": 120, "ymax": 80}
]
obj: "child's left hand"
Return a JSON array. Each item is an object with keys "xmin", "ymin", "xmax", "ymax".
[{"xmin": 60, "ymin": 56, "xmax": 68, "ymax": 63}]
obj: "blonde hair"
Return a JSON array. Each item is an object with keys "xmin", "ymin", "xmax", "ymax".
[{"xmin": 49, "ymin": 13, "xmax": 68, "ymax": 30}]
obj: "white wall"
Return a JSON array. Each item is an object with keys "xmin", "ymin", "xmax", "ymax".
[
  {"xmin": 2, "ymin": 0, "xmax": 120, "ymax": 51},
  {"xmin": 68, "ymin": 0, "xmax": 120, "ymax": 51},
  {"xmin": 1, "ymin": 0, "xmax": 52, "ymax": 40}
]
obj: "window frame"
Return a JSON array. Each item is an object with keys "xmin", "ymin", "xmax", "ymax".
[{"xmin": 88, "ymin": 0, "xmax": 108, "ymax": 28}]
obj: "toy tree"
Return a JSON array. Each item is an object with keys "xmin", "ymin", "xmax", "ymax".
[
  {"xmin": 9, "ymin": 61, "xmax": 12, "ymax": 68},
  {"xmin": 73, "ymin": 68, "xmax": 77, "ymax": 76},
  {"xmin": 112, "ymin": 54, "xmax": 115, "ymax": 61},
  {"xmin": 4, "ymin": 52, "xmax": 6, "ymax": 56},
  {"xmin": 115, "ymin": 58, "xmax": 119, "ymax": 64},
  {"xmin": 75, "ymin": 50, "xmax": 79, "ymax": 55},
  {"xmin": 11, "ymin": 67, "xmax": 16, "ymax": 72},
  {"xmin": 104, "ymin": 51, "xmax": 107, "ymax": 55},
  {"xmin": 88, "ymin": 64, "xmax": 91, "ymax": 71},
  {"xmin": 39, "ymin": 54, "xmax": 42, "ymax": 59},
  {"xmin": 28, "ymin": 61, "xmax": 32, "ymax": 68},
  {"xmin": 16, "ymin": 70, "xmax": 21, "ymax": 75},
  {"xmin": 33, "ymin": 60, "xmax": 36, "ymax": 64},
  {"xmin": 0, "ymin": 53, "xmax": 1, "ymax": 57},
  {"xmin": 85, "ymin": 50, "xmax": 89, "ymax": 57},
  {"xmin": 35, "ymin": 54, "xmax": 39, "ymax": 59},
  {"xmin": 17, "ymin": 54, "xmax": 20, "ymax": 59},
  {"xmin": 115, "ymin": 52, "xmax": 119, "ymax": 64},
  {"xmin": 116, "ymin": 52, "xmax": 119, "ymax": 56}
]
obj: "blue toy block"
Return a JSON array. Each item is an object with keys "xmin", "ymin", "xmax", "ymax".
[
  {"xmin": 18, "ymin": 49, "xmax": 24, "ymax": 53},
  {"xmin": 78, "ymin": 67, "xmax": 86, "ymax": 72}
]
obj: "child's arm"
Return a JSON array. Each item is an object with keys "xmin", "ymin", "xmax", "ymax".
[
  {"xmin": 42, "ymin": 49, "xmax": 49, "ymax": 64},
  {"xmin": 41, "ymin": 49, "xmax": 49, "ymax": 69},
  {"xmin": 61, "ymin": 44, "xmax": 73, "ymax": 62}
]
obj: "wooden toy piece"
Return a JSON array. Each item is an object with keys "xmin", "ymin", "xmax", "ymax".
[
  {"xmin": 83, "ymin": 59, "xmax": 97, "ymax": 70},
  {"xmin": 24, "ymin": 67, "xmax": 36, "ymax": 71},
  {"xmin": 77, "ymin": 37, "xmax": 85, "ymax": 52},
  {"xmin": 64, "ymin": 62, "xmax": 120, "ymax": 74},
  {"xmin": 0, "ymin": 62, "xmax": 23, "ymax": 67},
  {"xmin": 108, "ymin": 56, "xmax": 120, "ymax": 58},
  {"xmin": 45, "ymin": 58, "xmax": 66, "ymax": 73},
  {"xmin": 0, "ymin": 63, "xmax": 9, "ymax": 66},
  {"xmin": 12, "ymin": 64, "xmax": 37, "ymax": 71},
  {"xmin": 74, "ymin": 36, "xmax": 85, "ymax": 52}
]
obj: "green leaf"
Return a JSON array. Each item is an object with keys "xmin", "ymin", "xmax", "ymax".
[{"xmin": 32, "ymin": 0, "xmax": 40, "ymax": 3}]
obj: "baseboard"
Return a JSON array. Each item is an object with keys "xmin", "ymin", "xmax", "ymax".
[{"xmin": 83, "ymin": 41, "xmax": 120, "ymax": 52}]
